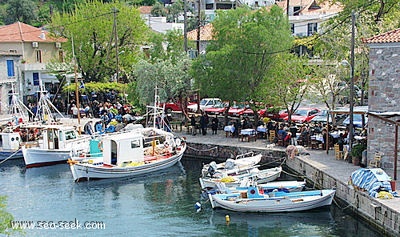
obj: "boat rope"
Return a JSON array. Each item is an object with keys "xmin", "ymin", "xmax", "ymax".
[
  {"xmin": 0, "ymin": 149, "xmax": 21, "ymax": 166},
  {"xmin": 332, "ymin": 197, "xmax": 352, "ymax": 211},
  {"xmin": 187, "ymin": 146, "xmax": 218, "ymax": 152},
  {"xmin": 281, "ymin": 169, "xmax": 307, "ymax": 180}
]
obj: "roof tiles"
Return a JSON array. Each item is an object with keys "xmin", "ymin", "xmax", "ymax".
[
  {"xmin": 363, "ymin": 28, "xmax": 400, "ymax": 44},
  {"xmin": 0, "ymin": 22, "xmax": 65, "ymax": 43}
]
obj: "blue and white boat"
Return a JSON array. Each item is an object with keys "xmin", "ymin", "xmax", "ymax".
[
  {"xmin": 209, "ymin": 186, "xmax": 335, "ymax": 212},
  {"xmin": 0, "ymin": 131, "xmax": 23, "ymax": 161}
]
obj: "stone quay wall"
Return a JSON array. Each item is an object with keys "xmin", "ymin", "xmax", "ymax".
[{"xmin": 185, "ymin": 141, "xmax": 399, "ymax": 237}]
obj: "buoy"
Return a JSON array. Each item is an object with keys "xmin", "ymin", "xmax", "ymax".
[
  {"xmin": 194, "ymin": 202, "xmax": 201, "ymax": 212},
  {"xmin": 225, "ymin": 214, "xmax": 230, "ymax": 223}
]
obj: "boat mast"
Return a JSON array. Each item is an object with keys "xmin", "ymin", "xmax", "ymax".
[{"xmin": 72, "ymin": 36, "xmax": 81, "ymax": 133}]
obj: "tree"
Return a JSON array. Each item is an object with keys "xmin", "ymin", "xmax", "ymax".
[
  {"xmin": 0, "ymin": 196, "xmax": 21, "ymax": 235},
  {"xmin": 132, "ymin": 56, "xmax": 192, "ymax": 109},
  {"xmin": 4, "ymin": 0, "xmax": 37, "ymax": 25},
  {"xmin": 263, "ymin": 53, "xmax": 310, "ymax": 122},
  {"xmin": 49, "ymin": 0, "xmax": 150, "ymax": 83},
  {"xmin": 191, "ymin": 6, "xmax": 293, "ymax": 117}
]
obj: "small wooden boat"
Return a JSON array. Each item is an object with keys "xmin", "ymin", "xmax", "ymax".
[
  {"xmin": 22, "ymin": 125, "xmax": 91, "ymax": 168},
  {"xmin": 209, "ymin": 186, "xmax": 335, "ymax": 212},
  {"xmin": 69, "ymin": 126, "xmax": 186, "ymax": 182},
  {"xmin": 201, "ymin": 152, "xmax": 262, "ymax": 178},
  {"xmin": 199, "ymin": 166, "xmax": 282, "ymax": 189}
]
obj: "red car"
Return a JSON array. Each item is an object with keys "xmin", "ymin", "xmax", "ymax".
[
  {"xmin": 258, "ymin": 107, "xmax": 286, "ymax": 121},
  {"xmin": 204, "ymin": 102, "xmax": 227, "ymax": 115},
  {"xmin": 159, "ymin": 101, "xmax": 196, "ymax": 113},
  {"xmin": 228, "ymin": 104, "xmax": 254, "ymax": 117},
  {"xmin": 283, "ymin": 107, "xmax": 321, "ymax": 123}
]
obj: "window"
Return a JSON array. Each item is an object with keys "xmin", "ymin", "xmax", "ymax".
[
  {"xmin": 58, "ymin": 50, "xmax": 64, "ymax": 63},
  {"xmin": 35, "ymin": 50, "xmax": 42, "ymax": 63},
  {"xmin": 307, "ymin": 23, "xmax": 318, "ymax": 36},
  {"xmin": 293, "ymin": 6, "xmax": 301, "ymax": 16},
  {"xmin": 33, "ymin": 73, "xmax": 40, "ymax": 86},
  {"xmin": 6, "ymin": 60, "xmax": 15, "ymax": 77},
  {"xmin": 131, "ymin": 139, "xmax": 140, "ymax": 148},
  {"xmin": 290, "ymin": 24, "xmax": 295, "ymax": 34}
]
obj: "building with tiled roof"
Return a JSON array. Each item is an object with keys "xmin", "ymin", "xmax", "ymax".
[
  {"xmin": 0, "ymin": 22, "xmax": 67, "ymax": 113},
  {"xmin": 363, "ymin": 28, "xmax": 400, "ymax": 169}
]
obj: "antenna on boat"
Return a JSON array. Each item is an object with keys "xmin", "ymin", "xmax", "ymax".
[{"xmin": 8, "ymin": 83, "xmax": 32, "ymax": 122}]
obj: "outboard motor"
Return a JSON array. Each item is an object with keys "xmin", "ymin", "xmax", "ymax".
[
  {"xmin": 207, "ymin": 162, "xmax": 217, "ymax": 177},
  {"xmin": 225, "ymin": 159, "xmax": 236, "ymax": 170}
]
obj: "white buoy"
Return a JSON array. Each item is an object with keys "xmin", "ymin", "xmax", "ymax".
[{"xmin": 195, "ymin": 202, "xmax": 201, "ymax": 212}]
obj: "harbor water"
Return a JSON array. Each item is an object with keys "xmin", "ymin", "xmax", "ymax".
[{"xmin": 0, "ymin": 156, "xmax": 383, "ymax": 237}]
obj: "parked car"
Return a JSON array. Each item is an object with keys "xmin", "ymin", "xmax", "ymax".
[
  {"xmin": 342, "ymin": 114, "xmax": 368, "ymax": 128},
  {"xmin": 204, "ymin": 102, "xmax": 227, "ymax": 115},
  {"xmin": 258, "ymin": 107, "xmax": 285, "ymax": 121},
  {"xmin": 283, "ymin": 107, "xmax": 320, "ymax": 123},
  {"xmin": 159, "ymin": 101, "xmax": 196, "ymax": 113},
  {"xmin": 228, "ymin": 104, "xmax": 254, "ymax": 117},
  {"xmin": 188, "ymin": 98, "xmax": 222, "ymax": 112},
  {"xmin": 310, "ymin": 110, "xmax": 333, "ymax": 124}
]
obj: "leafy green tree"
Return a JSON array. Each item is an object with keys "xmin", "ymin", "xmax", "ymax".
[
  {"xmin": 49, "ymin": 0, "xmax": 150, "ymax": 83},
  {"xmin": 263, "ymin": 53, "xmax": 310, "ymax": 122},
  {"xmin": 151, "ymin": 2, "xmax": 167, "ymax": 17},
  {"xmin": 191, "ymin": 6, "xmax": 292, "ymax": 116},
  {"xmin": 133, "ymin": 56, "xmax": 192, "ymax": 109},
  {"xmin": 4, "ymin": 0, "xmax": 38, "ymax": 24},
  {"xmin": 166, "ymin": 0, "xmax": 183, "ymax": 23}
]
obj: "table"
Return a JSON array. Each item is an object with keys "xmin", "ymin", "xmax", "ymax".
[
  {"xmin": 224, "ymin": 125, "xmax": 235, "ymax": 137},
  {"xmin": 239, "ymin": 129, "xmax": 257, "ymax": 142},
  {"xmin": 257, "ymin": 126, "xmax": 267, "ymax": 139}
]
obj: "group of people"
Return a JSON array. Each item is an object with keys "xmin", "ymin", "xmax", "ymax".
[{"xmin": 189, "ymin": 112, "xmax": 220, "ymax": 136}]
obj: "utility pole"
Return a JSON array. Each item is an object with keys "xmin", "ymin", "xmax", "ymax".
[
  {"xmin": 286, "ymin": 0, "xmax": 290, "ymax": 17},
  {"xmin": 197, "ymin": 0, "xmax": 201, "ymax": 55},
  {"xmin": 184, "ymin": 0, "xmax": 188, "ymax": 52},
  {"xmin": 113, "ymin": 7, "xmax": 119, "ymax": 83},
  {"xmin": 349, "ymin": 10, "xmax": 356, "ymax": 152}
]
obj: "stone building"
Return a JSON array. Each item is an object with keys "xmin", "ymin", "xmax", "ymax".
[{"xmin": 364, "ymin": 29, "xmax": 400, "ymax": 170}]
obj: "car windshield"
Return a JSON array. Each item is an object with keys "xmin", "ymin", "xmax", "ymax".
[
  {"xmin": 199, "ymin": 100, "xmax": 208, "ymax": 106},
  {"xmin": 213, "ymin": 103, "xmax": 225, "ymax": 108},
  {"xmin": 318, "ymin": 110, "xmax": 328, "ymax": 116},
  {"xmin": 294, "ymin": 110, "xmax": 308, "ymax": 116}
]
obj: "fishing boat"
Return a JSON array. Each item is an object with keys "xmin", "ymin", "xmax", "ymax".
[
  {"xmin": 201, "ymin": 152, "xmax": 263, "ymax": 178},
  {"xmin": 68, "ymin": 87, "xmax": 187, "ymax": 182},
  {"xmin": 0, "ymin": 131, "xmax": 23, "ymax": 161},
  {"xmin": 199, "ymin": 166, "xmax": 282, "ymax": 189},
  {"xmin": 22, "ymin": 125, "xmax": 91, "ymax": 168},
  {"xmin": 201, "ymin": 179, "xmax": 305, "ymax": 195},
  {"xmin": 209, "ymin": 186, "xmax": 336, "ymax": 212}
]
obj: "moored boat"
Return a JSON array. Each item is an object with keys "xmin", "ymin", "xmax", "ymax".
[
  {"xmin": 22, "ymin": 125, "xmax": 91, "ymax": 168},
  {"xmin": 199, "ymin": 166, "xmax": 282, "ymax": 189},
  {"xmin": 209, "ymin": 186, "xmax": 336, "ymax": 212},
  {"xmin": 69, "ymin": 126, "xmax": 186, "ymax": 182}
]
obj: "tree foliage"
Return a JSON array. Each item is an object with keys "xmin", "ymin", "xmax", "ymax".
[
  {"xmin": 49, "ymin": 0, "xmax": 150, "ymax": 83},
  {"xmin": 132, "ymin": 56, "xmax": 192, "ymax": 106},
  {"xmin": 263, "ymin": 53, "xmax": 310, "ymax": 121},
  {"xmin": 191, "ymin": 6, "xmax": 293, "ymax": 105},
  {"xmin": 0, "ymin": 196, "xmax": 21, "ymax": 235},
  {"xmin": 4, "ymin": 0, "xmax": 38, "ymax": 25}
]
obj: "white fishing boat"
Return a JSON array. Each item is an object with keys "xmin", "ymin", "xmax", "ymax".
[
  {"xmin": 68, "ymin": 87, "xmax": 187, "ymax": 182},
  {"xmin": 201, "ymin": 152, "xmax": 262, "ymax": 178},
  {"xmin": 0, "ymin": 131, "xmax": 23, "ymax": 161},
  {"xmin": 69, "ymin": 124, "xmax": 186, "ymax": 182},
  {"xmin": 199, "ymin": 166, "xmax": 282, "ymax": 189},
  {"xmin": 209, "ymin": 187, "xmax": 336, "ymax": 213},
  {"xmin": 22, "ymin": 125, "xmax": 91, "ymax": 168}
]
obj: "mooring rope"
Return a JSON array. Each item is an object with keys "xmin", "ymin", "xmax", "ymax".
[
  {"xmin": 187, "ymin": 145, "xmax": 218, "ymax": 152},
  {"xmin": 0, "ymin": 149, "xmax": 21, "ymax": 166}
]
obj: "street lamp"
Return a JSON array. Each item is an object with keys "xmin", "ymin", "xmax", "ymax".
[{"xmin": 341, "ymin": 59, "xmax": 355, "ymax": 156}]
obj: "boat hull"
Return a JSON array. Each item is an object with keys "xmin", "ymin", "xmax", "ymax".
[
  {"xmin": 70, "ymin": 150, "xmax": 185, "ymax": 182},
  {"xmin": 200, "ymin": 166, "xmax": 282, "ymax": 189},
  {"xmin": 22, "ymin": 147, "xmax": 72, "ymax": 168},
  {"xmin": 0, "ymin": 150, "xmax": 23, "ymax": 161},
  {"xmin": 210, "ymin": 189, "xmax": 335, "ymax": 213}
]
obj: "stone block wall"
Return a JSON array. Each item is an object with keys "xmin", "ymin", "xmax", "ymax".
[{"xmin": 367, "ymin": 46, "xmax": 400, "ymax": 168}]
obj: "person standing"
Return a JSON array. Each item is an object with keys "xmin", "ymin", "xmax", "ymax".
[
  {"xmin": 211, "ymin": 115, "xmax": 219, "ymax": 135},
  {"xmin": 289, "ymin": 122, "xmax": 298, "ymax": 145},
  {"xmin": 190, "ymin": 114, "xmax": 197, "ymax": 136},
  {"xmin": 200, "ymin": 112, "xmax": 207, "ymax": 135}
]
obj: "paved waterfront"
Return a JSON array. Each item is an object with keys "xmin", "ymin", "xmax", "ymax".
[{"xmin": 173, "ymin": 127, "xmax": 400, "ymax": 221}]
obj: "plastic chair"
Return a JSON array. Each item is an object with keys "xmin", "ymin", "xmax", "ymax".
[
  {"xmin": 369, "ymin": 152, "xmax": 383, "ymax": 168},
  {"xmin": 269, "ymin": 130, "xmax": 276, "ymax": 143},
  {"xmin": 334, "ymin": 144, "xmax": 343, "ymax": 160}
]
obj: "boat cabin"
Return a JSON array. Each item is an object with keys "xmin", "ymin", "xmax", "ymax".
[
  {"xmin": 102, "ymin": 132, "xmax": 145, "ymax": 166},
  {"xmin": 0, "ymin": 132, "xmax": 21, "ymax": 151},
  {"xmin": 39, "ymin": 125, "xmax": 80, "ymax": 150}
]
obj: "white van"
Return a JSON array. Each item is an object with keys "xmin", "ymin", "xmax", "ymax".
[{"xmin": 188, "ymin": 98, "xmax": 222, "ymax": 112}]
